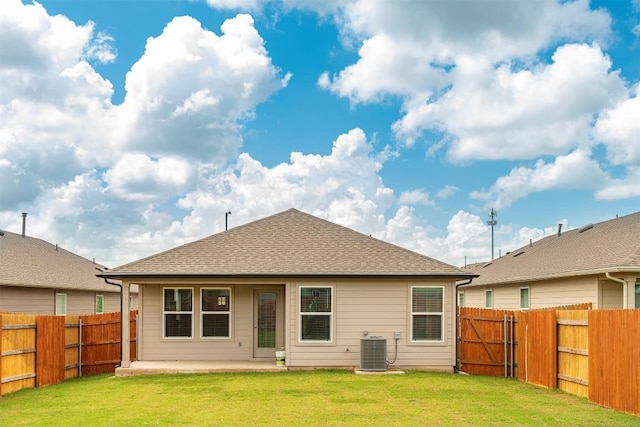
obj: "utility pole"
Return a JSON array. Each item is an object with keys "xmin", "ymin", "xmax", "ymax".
[
  {"xmin": 225, "ymin": 211, "xmax": 231, "ymax": 230},
  {"xmin": 487, "ymin": 208, "xmax": 498, "ymax": 260}
]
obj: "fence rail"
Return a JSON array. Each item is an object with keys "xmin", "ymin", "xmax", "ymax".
[
  {"xmin": 0, "ymin": 311, "xmax": 136, "ymax": 396},
  {"xmin": 459, "ymin": 305, "xmax": 639, "ymax": 416}
]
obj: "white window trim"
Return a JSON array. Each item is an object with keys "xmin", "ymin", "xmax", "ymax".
[
  {"xmin": 298, "ymin": 285, "xmax": 334, "ymax": 344},
  {"xmin": 410, "ymin": 285, "xmax": 445, "ymax": 344},
  {"xmin": 162, "ymin": 287, "xmax": 194, "ymax": 339},
  {"xmin": 485, "ymin": 289, "xmax": 493, "ymax": 308},
  {"xmin": 95, "ymin": 294, "xmax": 104, "ymax": 314},
  {"xmin": 200, "ymin": 287, "xmax": 232, "ymax": 340},
  {"xmin": 55, "ymin": 292, "xmax": 67, "ymax": 316},
  {"xmin": 458, "ymin": 291, "xmax": 465, "ymax": 307},
  {"xmin": 520, "ymin": 287, "xmax": 530, "ymax": 310}
]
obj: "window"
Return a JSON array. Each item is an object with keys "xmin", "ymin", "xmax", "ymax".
[
  {"xmin": 55, "ymin": 293, "xmax": 67, "ymax": 315},
  {"xmin": 299, "ymin": 286, "xmax": 332, "ymax": 342},
  {"xmin": 520, "ymin": 287, "xmax": 530, "ymax": 309},
  {"xmin": 635, "ymin": 282, "xmax": 640, "ymax": 309},
  {"xmin": 411, "ymin": 286, "xmax": 444, "ymax": 342},
  {"xmin": 485, "ymin": 290, "xmax": 493, "ymax": 308},
  {"xmin": 458, "ymin": 291, "xmax": 465, "ymax": 307},
  {"xmin": 163, "ymin": 288, "xmax": 193, "ymax": 338},
  {"xmin": 201, "ymin": 288, "xmax": 231, "ymax": 338},
  {"xmin": 95, "ymin": 295, "xmax": 104, "ymax": 314}
]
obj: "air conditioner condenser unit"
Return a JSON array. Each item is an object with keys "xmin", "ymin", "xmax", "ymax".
[{"xmin": 360, "ymin": 336, "xmax": 387, "ymax": 371}]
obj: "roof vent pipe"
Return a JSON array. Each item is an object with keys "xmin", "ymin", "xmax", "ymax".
[
  {"xmin": 557, "ymin": 223, "xmax": 563, "ymax": 236},
  {"xmin": 21, "ymin": 212, "xmax": 27, "ymax": 237}
]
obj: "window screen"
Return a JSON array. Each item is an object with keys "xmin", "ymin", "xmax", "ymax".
[
  {"xmin": 412, "ymin": 287, "xmax": 444, "ymax": 341},
  {"xmin": 300, "ymin": 287, "xmax": 332, "ymax": 341},
  {"xmin": 202, "ymin": 288, "xmax": 231, "ymax": 338},
  {"xmin": 163, "ymin": 288, "xmax": 193, "ymax": 338}
]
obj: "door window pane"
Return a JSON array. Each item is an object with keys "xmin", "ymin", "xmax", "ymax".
[{"xmin": 257, "ymin": 293, "xmax": 276, "ymax": 348}]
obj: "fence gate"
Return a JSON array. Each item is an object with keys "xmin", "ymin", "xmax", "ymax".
[{"xmin": 458, "ymin": 307, "xmax": 516, "ymax": 376}]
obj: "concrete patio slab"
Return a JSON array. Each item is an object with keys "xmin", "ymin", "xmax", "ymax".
[{"xmin": 115, "ymin": 360, "xmax": 288, "ymax": 376}]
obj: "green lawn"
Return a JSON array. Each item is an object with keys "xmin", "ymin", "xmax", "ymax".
[{"xmin": 0, "ymin": 371, "xmax": 637, "ymax": 426}]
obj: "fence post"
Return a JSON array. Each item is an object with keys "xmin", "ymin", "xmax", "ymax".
[
  {"xmin": 503, "ymin": 315, "xmax": 508, "ymax": 377},
  {"xmin": 78, "ymin": 318, "xmax": 82, "ymax": 377},
  {"xmin": 0, "ymin": 314, "xmax": 3, "ymax": 396},
  {"xmin": 510, "ymin": 315, "xmax": 514, "ymax": 377}
]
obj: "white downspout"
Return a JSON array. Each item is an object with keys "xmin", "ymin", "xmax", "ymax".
[
  {"xmin": 120, "ymin": 282, "xmax": 131, "ymax": 368},
  {"xmin": 605, "ymin": 272, "xmax": 628, "ymax": 309}
]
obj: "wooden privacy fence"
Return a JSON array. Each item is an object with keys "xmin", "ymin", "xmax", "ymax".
[
  {"xmin": 0, "ymin": 311, "xmax": 136, "ymax": 396},
  {"xmin": 459, "ymin": 306, "xmax": 640, "ymax": 416}
]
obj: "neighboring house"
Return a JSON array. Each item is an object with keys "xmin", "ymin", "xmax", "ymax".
[
  {"xmin": 459, "ymin": 211, "xmax": 640, "ymax": 310},
  {"xmin": 0, "ymin": 229, "xmax": 136, "ymax": 315},
  {"xmin": 99, "ymin": 208, "xmax": 474, "ymax": 371}
]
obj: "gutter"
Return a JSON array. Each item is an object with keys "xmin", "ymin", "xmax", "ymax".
[
  {"xmin": 101, "ymin": 275, "xmax": 124, "ymax": 368},
  {"xmin": 605, "ymin": 272, "xmax": 628, "ymax": 309},
  {"xmin": 454, "ymin": 276, "xmax": 475, "ymax": 373}
]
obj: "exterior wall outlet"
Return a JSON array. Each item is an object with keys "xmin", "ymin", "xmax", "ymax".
[{"xmin": 394, "ymin": 331, "xmax": 401, "ymax": 339}]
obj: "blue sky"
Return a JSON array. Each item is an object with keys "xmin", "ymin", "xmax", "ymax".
[{"xmin": 1, "ymin": 0, "xmax": 639, "ymax": 268}]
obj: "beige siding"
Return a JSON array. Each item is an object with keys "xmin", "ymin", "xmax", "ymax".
[
  {"xmin": 462, "ymin": 276, "xmax": 599, "ymax": 310},
  {"xmin": 134, "ymin": 277, "xmax": 456, "ymax": 370},
  {"xmin": 0, "ymin": 285, "xmax": 122, "ymax": 315},
  {"xmin": 0, "ymin": 286, "xmax": 55, "ymax": 314},
  {"xmin": 138, "ymin": 280, "xmax": 279, "ymax": 361},
  {"xmin": 286, "ymin": 279, "xmax": 456, "ymax": 371},
  {"xmin": 600, "ymin": 280, "xmax": 624, "ymax": 309}
]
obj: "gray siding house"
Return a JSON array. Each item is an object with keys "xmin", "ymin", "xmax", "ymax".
[
  {"xmin": 0, "ymin": 229, "xmax": 136, "ymax": 315},
  {"xmin": 99, "ymin": 208, "xmax": 474, "ymax": 371},
  {"xmin": 459, "ymin": 211, "xmax": 640, "ymax": 310}
]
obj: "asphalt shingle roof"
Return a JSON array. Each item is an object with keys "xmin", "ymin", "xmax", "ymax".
[
  {"xmin": 462, "ymin": 211, "xmax": 640, "ymax": 286},
  {"xmin": 0, "ymin": 230, "xmax": 120, "ymax": 292},
  {"xmin": 104, "ymin": 208, "xmax": 470, "ymax": 278}
]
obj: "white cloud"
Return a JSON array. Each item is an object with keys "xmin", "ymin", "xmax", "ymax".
[
  {"xmin": 394, "ymin": 44, "xmax": 627, "ymax": 159},
  {"xmin": 176, "ymin": 128, "xmax": 393, "ymax": 233},
  {"xmin": 321, "ymin": 0, "xmax": 611, "ymax": 105},
  {"xmin": 398, "ymin": 189, "xmax": 435, "ymax": 206},
  {"xmin": 206, "ymin": 0, "xmax": 261, "ymax": 10},
  {"xmin": 104, "ymin": 154, "xmax": 195, "ymax": 202},
  {"xmin": 0, "ymin": 2, "xmax": 288, "ymax": 213},
  {"xmin": 84, "ymin": 31, "xmax": 117, "ymax": 64},
  {"xmin": 115, "ymin": 14, "xmax": 289, "ymax": 161},
  {"xmin": 470, "ymin": 150, "xmax": 608, "ymax": 210},
  {"xmin": 437, "ymin": 185, "xmax": 459, "ymax": 199},
  {"xmin": 595, "ymin": 166, "xmax": 640, "ymax": 200},
  {"xmin": 595, "ymin": 83, "xmax": 640, "ymax": 165},
  {"xmin": 171, "ymin": 89, "xmax": 220, "ymax": 118}
]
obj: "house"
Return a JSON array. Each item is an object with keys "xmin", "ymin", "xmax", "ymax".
[
  {"xmin": 0, "ymin": 228, "xmax": 136, "ymax": 315},
  {"xmin": 459, "ymin": 211, "xmax": 640, "ymax": 310},
  {"xmin": 98, "ymin": 208, "xmax": 475, "ymax": 371}
]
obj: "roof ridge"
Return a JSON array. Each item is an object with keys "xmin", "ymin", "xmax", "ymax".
[
  {"xmin": 291, "ymin": 208, "xmax": 464, "ymax": 271},
  {"xmin": 104, "ymin": 208, "xmax": 468, "ymax": 277},
  {"xmin": 108, "ymin": 208, "xmax": 301, "ymax": 272},
  {"xmin": 1, "ymin": 230, "xmax": 108, "ymax": 269}
]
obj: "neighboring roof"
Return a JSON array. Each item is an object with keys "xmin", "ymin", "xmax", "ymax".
[
  {"xmin": 0, "ymin": 230, "xmax": 121, "ymax": 293},
  {"xmin": 462, "ymin": 211, "xmax": 640, "ymax": 287},
  {"xmin": 101, "ymin": 208, "xmax": 472, "ymax": 279}
]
